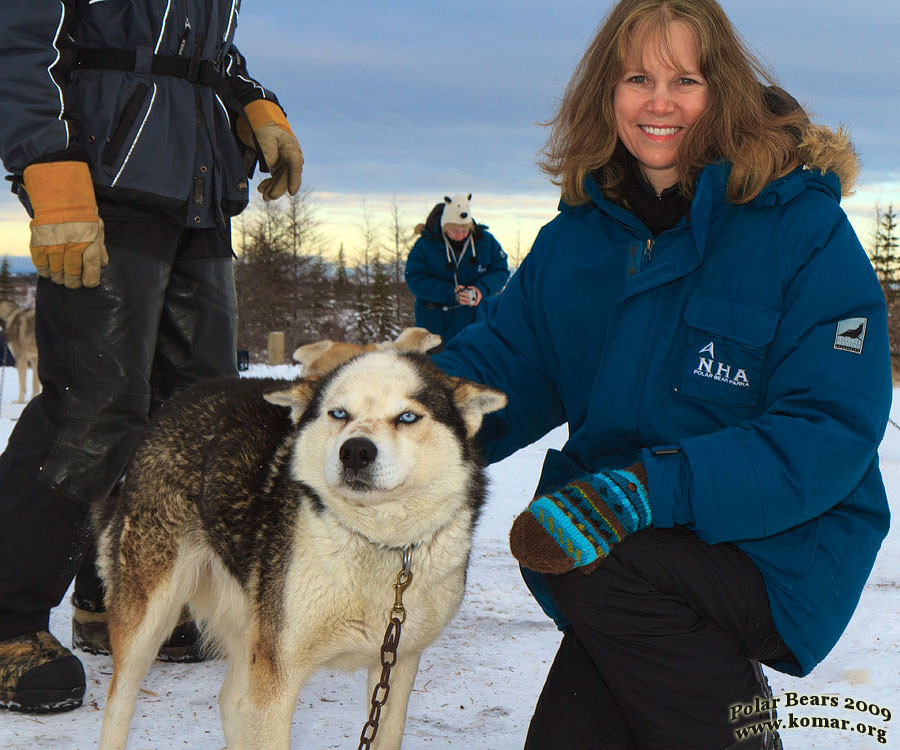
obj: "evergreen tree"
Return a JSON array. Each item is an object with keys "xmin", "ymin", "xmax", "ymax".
[
  {"xmin": 353, "ymin": 280, "xmax": 374, "ymax": 343},
  {"xmin": 358, "ymin": 202, "xmax": 381, "ymax": 288},
  {"xmin": 870, "ymin": 203, "xmax": 900, "ymax": 357},
  {"xmin": 870, "ymin": 203, "xmax": 900, "ymax": 285},
  {"xmin": 0, "ymin": 257, "xmax": 13, "ymax": 301},
  {"xmin": 335, "ymin": 243, "xmax": 349, "ymax": 294},
  {"xmin": 388, "ymin": 200, "xmax": 409, "ymax": 327},
  {"xmin": 878, "ymin": 203, "xmax": 898, "ymax": 284},
  {"xmin": 369, "ymin": 252, "xmax": 395, "ymax": 340},
  {"xmin": 301, "ymin": 247, "xmax": 332, "ymax": 339},
  {"xmin": 283, "ymin": 189, "xmax": 324, "ymax": 329},
  {"xmin": 234, "ymin": 199, "xmax": 295, "ymax": 356}
]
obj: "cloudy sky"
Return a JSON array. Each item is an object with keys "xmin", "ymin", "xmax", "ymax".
[{"xmin": 1, "ymin": 0, "xmax": 897, "ymax": 263}]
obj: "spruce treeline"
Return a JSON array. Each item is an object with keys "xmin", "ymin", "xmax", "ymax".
[
  {"xmin": 233, "ymin": 191, "xmax": 416, "ymax": 362},
  {"xmin": 869, "ymin": 203, "xmax": 898, "ymax": 285},
  {"xmin": 867, "ymin": 203, "xmax": 900, "ymax": 358}
]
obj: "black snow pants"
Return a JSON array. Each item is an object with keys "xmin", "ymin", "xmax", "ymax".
[
  {"xmin": 524, "ymin": 526, "xmax": 796, "ymax": 750},
  {"xmin": 0, "ymin": 202, "xmax": 238, "ymax": 639}
]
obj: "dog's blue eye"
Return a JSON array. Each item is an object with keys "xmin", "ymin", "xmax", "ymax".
[
  {"xmin": 396, "ymin": 411, "xmax": 419, "ymax": 424},
  {"xmin": 328, "ymin": 408, "xmax": 348, "ymax": 420}
]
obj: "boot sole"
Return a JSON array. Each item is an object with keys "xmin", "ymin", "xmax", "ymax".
[{"xmin": 0, "ymin": 687, "xmax": 84, "ymax": 714}]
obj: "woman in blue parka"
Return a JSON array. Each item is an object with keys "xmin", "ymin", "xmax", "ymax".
[
  {"xmin": 405, "ymin": 193, "xmax": 510, "ymax": 344},
  {"xmin": 434, "ymin": 1, "xmax": 891, "ymax": 748}
]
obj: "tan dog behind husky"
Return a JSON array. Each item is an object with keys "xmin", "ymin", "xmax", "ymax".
[
  {"xmin": 292, "ymin": 326, "xmax": 441, "ymax": 376},
  {"xmin": 0, "ymin": 299, "xmax": 40, "ymax": 404},
  {"xmin": 95, "ymin": 351, "xmax": 505, "ymax": 750}
]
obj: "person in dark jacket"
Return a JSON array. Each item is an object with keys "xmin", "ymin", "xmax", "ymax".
[
  {"xmin": 0, "ymin": 0, "xmax": 303, "ymax": 713},
  {"xmin": 433, "ymin": 1, "xmax": 891, "ymax": 748},
  {"xmin": 405, "ymin": 193, "xmax": 510, "ymax": 343}
]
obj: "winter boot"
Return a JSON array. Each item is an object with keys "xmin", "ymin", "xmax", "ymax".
[
  {"xmin": 0, "ymin": 631, "xmax": 85, "ymax": 713},
  {"xmin": 72, "ymin": 594, "xmax": 207, "ymax": 663}
]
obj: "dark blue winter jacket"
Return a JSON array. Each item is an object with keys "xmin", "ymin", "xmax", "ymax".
[
  {"xmin": 405, "ymin": 206, "xmax": 510, "ymax": 343},
  {"xmin": 435, "ymin": 156, "xmax": 892, "ymax": 677},
  {"xmin": 0, "ymin": 0, "xmax": 279, "ymax": 222}
]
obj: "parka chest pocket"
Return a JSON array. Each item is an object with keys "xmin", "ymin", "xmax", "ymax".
[{"xmin": 675, "ymin": 292, "xmax": 780, "ymax": 408}]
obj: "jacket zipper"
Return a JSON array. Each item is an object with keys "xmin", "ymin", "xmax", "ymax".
[
  {"xmin": 642, "ymin": 238, "xmax": 654, "ymax": 267},
  {"xmin": 110, "ymin": 84, "xmax": 158, "ymax": 185},
  {"xmin": 177, "ymin": 17, "xmax": 192, "ymax": 56}
]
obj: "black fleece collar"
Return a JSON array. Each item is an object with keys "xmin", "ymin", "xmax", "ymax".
[{"xmin": 618, "ymin": 155, "xmax": 692, "ymax": 236}]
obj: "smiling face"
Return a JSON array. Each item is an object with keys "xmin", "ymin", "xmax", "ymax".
[{"xmin": 613, "ymin": 20, "xmax": 709, "ymax": 194}]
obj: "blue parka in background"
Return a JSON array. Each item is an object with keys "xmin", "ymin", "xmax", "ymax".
[
  {"xmin": 434, "ymin": 132, "xmax": 892, "ymax": 678},
  {"xmin": 405, "ymin": 204, "xmax": 510, "ymax": 343}
]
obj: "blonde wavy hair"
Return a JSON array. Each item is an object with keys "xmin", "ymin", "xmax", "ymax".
[{"xmin": 539, "ymin": 0, "xmax": 839, "ymax": 205}]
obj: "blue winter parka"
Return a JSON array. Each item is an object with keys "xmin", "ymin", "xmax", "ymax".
[
  {"xmin": 405, "ymin": 214, "xmax": 510, "ymax": 343},
  {"xmin": 434, "ymin": 159, "xmax": 892, "ymax": 677}
]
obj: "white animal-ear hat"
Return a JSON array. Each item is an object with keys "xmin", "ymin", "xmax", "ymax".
[{"xmin": 441, "ymin": 193, "xmax": 473, "ymax": 228}]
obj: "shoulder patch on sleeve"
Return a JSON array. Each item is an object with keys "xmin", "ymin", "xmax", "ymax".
[{"xmin": 833, "ymin": 317, "xmax": 867, "ymax": 354}]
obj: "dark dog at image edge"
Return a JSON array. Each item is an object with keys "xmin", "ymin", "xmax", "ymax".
[{"xmin": 94, "ymin": 351, "xmax": 507, "ymax": 750}]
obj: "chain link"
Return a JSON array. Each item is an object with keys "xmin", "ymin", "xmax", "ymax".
[
  {"xmin": 358, "ymin": 617, "xmax": 402, "ymax": 749},
  {"xmin": 357, "ymin": 550, "xmax": 413, "ymax": 750}
]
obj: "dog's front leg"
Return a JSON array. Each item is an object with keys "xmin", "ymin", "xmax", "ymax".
[
  {"xmin": 219, "ymin": 650, "xmax": 250, "ymax": 749},
  {"xmin": 30, "ymin": 358, "xmax": 40, "ymax": 399},
  {"xmin": 242, "ymin": 645, "xmax": 312, "ymax": 750},
  {"xmin": 364, "ymin": 649, "xmax": 423, "ymax": 750},
  {"xmin": 15, "ymin": 361, "xmax": 26, "ymax": 403}
]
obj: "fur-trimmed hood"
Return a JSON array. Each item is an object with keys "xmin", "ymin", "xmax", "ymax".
[
  {"xmin": 763, "ymin": 84, "xmax": 859, "ymax": 197},
  {"xmin": 798, "ymin": 124, "xmax": 859, "ymax": 197}
]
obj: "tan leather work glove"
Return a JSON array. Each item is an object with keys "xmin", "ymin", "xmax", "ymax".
[
  {"xmin": 240, "ymin": 99, "xmax": 303, "ymax": 201},
  {"xmin": 23, "ymin": 161, "xmax": 107, "ymax": 289}
]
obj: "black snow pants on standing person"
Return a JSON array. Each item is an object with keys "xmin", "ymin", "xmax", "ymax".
[{"xmin": 0, "ymin": 200, "xmax": 238, "ymax": 642}]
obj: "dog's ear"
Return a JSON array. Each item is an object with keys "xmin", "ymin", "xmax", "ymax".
[
  {"xmin": 292, "ymin": 340, "xmax": 333, "ymax": 365},
  {"xmin": 449, "ymin": 378, "xmax": 507, "ymax": 438},
  {"xmin": 391, "ymin": 327, "xmax": 442, "ymax": 353},
  {"xmin": 264, "ymin": 378, "xmax": 321, "ymax": 423},
  {"xmin": 389, "ymin": 327, "xmax": 415, "ymax": 347}
]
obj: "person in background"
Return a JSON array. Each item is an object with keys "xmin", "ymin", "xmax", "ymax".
[
  {"xmin": 0, "ymin": 0, "xmax": 303, "ymax": 713},
  {"xmin": 433, "ymin": 1, "xmax": 891, "ymax": 748},
  {"xmin": 405, "ymin": 193, "xmax": 510, "ymax": 344}
]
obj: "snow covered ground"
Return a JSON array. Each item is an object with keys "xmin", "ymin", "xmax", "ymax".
[{"xmin": 0, "ymin": 363, "xmax": 896, "ymax": 749}]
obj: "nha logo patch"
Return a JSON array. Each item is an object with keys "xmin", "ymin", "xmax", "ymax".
[{"xmin": 694, "ymin": 341, "xmax": 751, "ymax": 388}]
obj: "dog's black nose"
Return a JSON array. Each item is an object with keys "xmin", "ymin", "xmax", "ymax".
[{"xmin": 339, "ymin": 437, "xmax": 377, "ymax": 472}]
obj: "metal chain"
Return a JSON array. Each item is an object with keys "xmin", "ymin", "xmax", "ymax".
[{"xmin": 358, "ymin": 549, "xmax": 413, "ymax": 750}]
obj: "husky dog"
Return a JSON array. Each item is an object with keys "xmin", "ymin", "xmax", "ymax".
[
  {"xmin": 292, "ymin": 326, "xmax": 441, "ymax": 376},
  {"xmin": 95, "ymin": 351, "xmax": 506, "ymax": 750},
  {"xmin": 0, "ymin": 299, "xmax": 40, "ymax": 404}
]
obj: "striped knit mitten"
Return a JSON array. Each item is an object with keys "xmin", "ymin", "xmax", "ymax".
[{"xmin": 509, "ymin": 463, "xmax": 651, "ymax": 575}]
